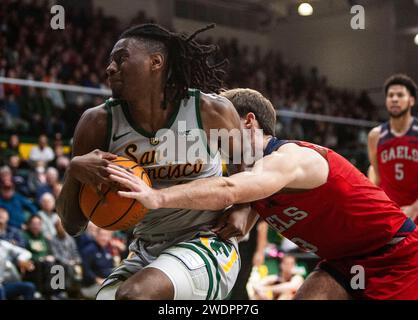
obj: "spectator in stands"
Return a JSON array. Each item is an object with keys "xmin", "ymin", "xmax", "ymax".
[
  {"xmin": 23, "ymin": 216, "xmax": 54, "ymax": 263},
  {"xmin": 0, "ymin": 169, "xmax": 37, "ymax": 229},
  {"xmin": 4, "ymin": 93, "xmax": 28, "ymax": 132},
  {"xmin": 52, "ymin": 132, "xmax": 64, "ymax": 150},
  {"xmin": 0, "ymin": 134, "xmax": 22, "ymax": 163},
  {"xmin": 80, "ymin": 228, "xmax": 114, "ymax": 299},
  {"xmin": 52, "ymin": 183, "xmax": 63, "ymax": 200},
  {"xmin": 52, "ymin": 145, "xmax": 70, "ymax": 179},
  {"xmin": 75, "ymin": 221, "xmax": 98, "ymax": 253},
  {"xmin": 28, "ymin": 134, "xmax": 55, "ymax": 166},
  {"xmin": 109, "ymin": 232, "xmax": 127, "ymax": 266},
  {"xmin": 22, "ymin": 215, "xmax": 56, "ymax": 298},
  {"xmin": 37, "ymin": 192, "xmax": 58, "ymax": 241},
  {"xmin": 50, "ymin": 218, "xmax": 82, "ymax": 298},
  {"xmin": 27, "ymin": 162, "xmax": 47, "ymax": 197},
  {"xmin": 252, "ymin": 255, "xmax": 304, "ymax": 300},
  {"xmin": 0, "ymin": 239, "xmax": 36, "ymax": 300},
  {"xmin": 0, "ymin": 208, "xmax": 25, "ymax": 248},
  {"xmin": 35, "ymin": 167, "xmax": 60, "ymax": 203},
  {"xmin": 1, "ymin": 162, "xmax": 29, "ymax": 197}
]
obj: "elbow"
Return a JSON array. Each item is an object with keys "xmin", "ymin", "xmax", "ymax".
[
  {"xmin": 66, "ymin": 225, "xmax": 86, "ymax": 237},
  {"xmin": 62, "ymin": 218, "xmax": 87, "ymax": 237},
  {"xmin": 56, "ymin": 197, "xmax": 88, "ymax": 236}
]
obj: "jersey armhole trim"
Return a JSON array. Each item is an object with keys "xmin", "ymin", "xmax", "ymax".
[
  {"xmin": 105, "ymin": 98, "xmax": 122, "ymax": 107},
  {"xmin": 104, "ymin": 102, "xmax": 112, "ymax": 152},
  {"xmin": 195, "ymin": 90, "xmax": 217, "ymax": 159}
]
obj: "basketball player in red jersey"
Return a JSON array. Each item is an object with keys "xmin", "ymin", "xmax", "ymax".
[
  {"xmin": 368, "ymin": 74, "xmax": 418, "ymax": 222},
  {"xmin": 108, "ymin": 88, "xmax": 418, "ymax": 299}
]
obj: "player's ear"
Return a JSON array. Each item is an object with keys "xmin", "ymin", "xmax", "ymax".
[
  {"xmin": 410, "ymin": 95, "xmax": 416, "ymax": 108},
  {"xmin": 150, "ymin": 52, "xmax": 165, "ymax": 71},
  {"xmin": 244, "ymin": 112, "xmax": 256, "ymax": 129}
]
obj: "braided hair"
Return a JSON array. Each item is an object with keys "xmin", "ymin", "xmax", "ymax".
[{"xmin": 119, "ymin": 23, "xmax": 227, "ymax": 108}]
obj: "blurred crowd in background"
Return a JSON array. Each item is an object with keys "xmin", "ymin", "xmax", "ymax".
[{"xmin": 0, "ymin": 0, "xmax": 385, "ymax": 299}]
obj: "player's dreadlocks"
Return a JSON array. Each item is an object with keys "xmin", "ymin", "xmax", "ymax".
[{"xmin": 119, "ymin": 23, "xmax": 227, "ymax": 108}]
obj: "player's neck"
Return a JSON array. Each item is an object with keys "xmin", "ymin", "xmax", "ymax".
[
  {"xmin": 126, "ymin": 90, "xmax": 176, "ymax": 132},
  {"xmin": 263, "ymin": 135, "xmax": 274, "ymax": 151},
  {"xmin": 389, "ymin": 114, "xmax": 413, "ymax": 136}
]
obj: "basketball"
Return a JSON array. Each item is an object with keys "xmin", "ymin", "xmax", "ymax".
[{"xmin": 79, "ymin": 156, "xmax": 151, "ymax": 231}]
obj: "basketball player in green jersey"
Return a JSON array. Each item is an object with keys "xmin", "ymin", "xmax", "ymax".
[{"xmin": 57, "ymin": 24, "xmax": 256, "ymax": 300}]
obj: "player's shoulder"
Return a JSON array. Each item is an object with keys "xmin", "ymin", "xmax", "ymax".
[
  {"xmin": 271, "ymin": 142, "xmax": 329, "ymax": 168},
  {"xmin": 199, "ymin": 90, "xmax": 234, "ymax": 114},
  {"xmin": 79, "ymin": 103, "xmax": 108, "ymax": 125},
  {"xmin": 268, "ymin": 142, "xmax": 309, "ymax": 163},
  {"xmin": 196, "ymin": 90, "xmax": 239, "ymax": 130},
  {"xmin": 274, "ymin": 141, "xmax": 300, "ymax": 153},
  {"xmin": 368, "ymin": 124, "xmax": 383, "ymax": 140}
]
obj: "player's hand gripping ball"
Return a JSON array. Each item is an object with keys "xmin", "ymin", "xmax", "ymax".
[{"xmin": 79, "ymin": 156, "xmax": 151, "ymax": 230}]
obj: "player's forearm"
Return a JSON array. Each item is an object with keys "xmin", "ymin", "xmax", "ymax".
[
  {"xmin": 158, "ymin": 176, "xmax": 239, "ymax": 211},
  {"xmin": 255, "ymin": 220, "xmax": 268, "ymax": 253},
  {"xmin": 56, "ymin": 173, "xmax": 88, "ymax": 236},
  {"xmin": 367, "ymin": 165, "xmax": 380, "ymax": 185}
]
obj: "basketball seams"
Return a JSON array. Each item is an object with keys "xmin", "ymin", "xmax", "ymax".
[
  {"xmin": 100, "ymin": 199, "xmax": 137, "ymax": 229},
  {"xmin": 89, "ymin": 186, "xmax": 112, "ymax": 219}
]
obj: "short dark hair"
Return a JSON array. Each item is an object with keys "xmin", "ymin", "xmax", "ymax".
[
  {"xmin": 26, "ymin": 214, "xmax": 41, "ymax": 225},
  {"xmin": 221, "ymin": 88, "xmax": 276, "ymax": 136},
  {"xmin": 384, "ymin": 74, "xmax": 417, "ymax": 99},
  {"xmin": 119, "ymin": 23, "xmax": 227, "ymax": 108}
]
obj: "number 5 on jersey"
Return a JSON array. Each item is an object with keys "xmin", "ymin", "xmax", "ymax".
[{"xmin": 395, "ymin": 163, "xmax": 404, "ymax": 181}]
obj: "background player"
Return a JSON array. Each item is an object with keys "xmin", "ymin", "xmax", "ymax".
[
  {"xmin": 107, "ymin": 88, "xmax": 418, "ymax": 299},
  {"xmin": 368, "ymin": 74, "xmax": 418, "ymax": 222},
  {"xmin": 57, "ymin": 24, "xmax": 251, "ymax": 300}
]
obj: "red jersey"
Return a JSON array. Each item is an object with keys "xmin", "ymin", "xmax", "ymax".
[
  {"xmin": 253, "ymin": 139, "xmax": 409, "ymax": 260},
  {"xmin": 377, "ymin": 117, "xmax": 418, "ymax": 208}
]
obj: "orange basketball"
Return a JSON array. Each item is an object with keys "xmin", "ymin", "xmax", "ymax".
[{"xmin": 79, "ymin": 156, "xmax": 151, "ymax": 231}]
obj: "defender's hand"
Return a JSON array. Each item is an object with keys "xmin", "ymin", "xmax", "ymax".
[
  {"xmin": 107, "ymin": 164, "xmax": 161, "ymax": 209},
  {"xmin": 212, "ymin": 204, "xmax": 251, "ymax": 240}
]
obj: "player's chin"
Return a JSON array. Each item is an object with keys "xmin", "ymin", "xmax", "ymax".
[
  {"xmin": 388, "ymin": 111, "xmax": 402, "ymax": 118},
  {"xmin": 110, "ymin": 83, "xmax": 123, "ymax": 98},
  {"xmin": 111, "ymin": 88, "xmax": 122, "ymax": 99}
]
